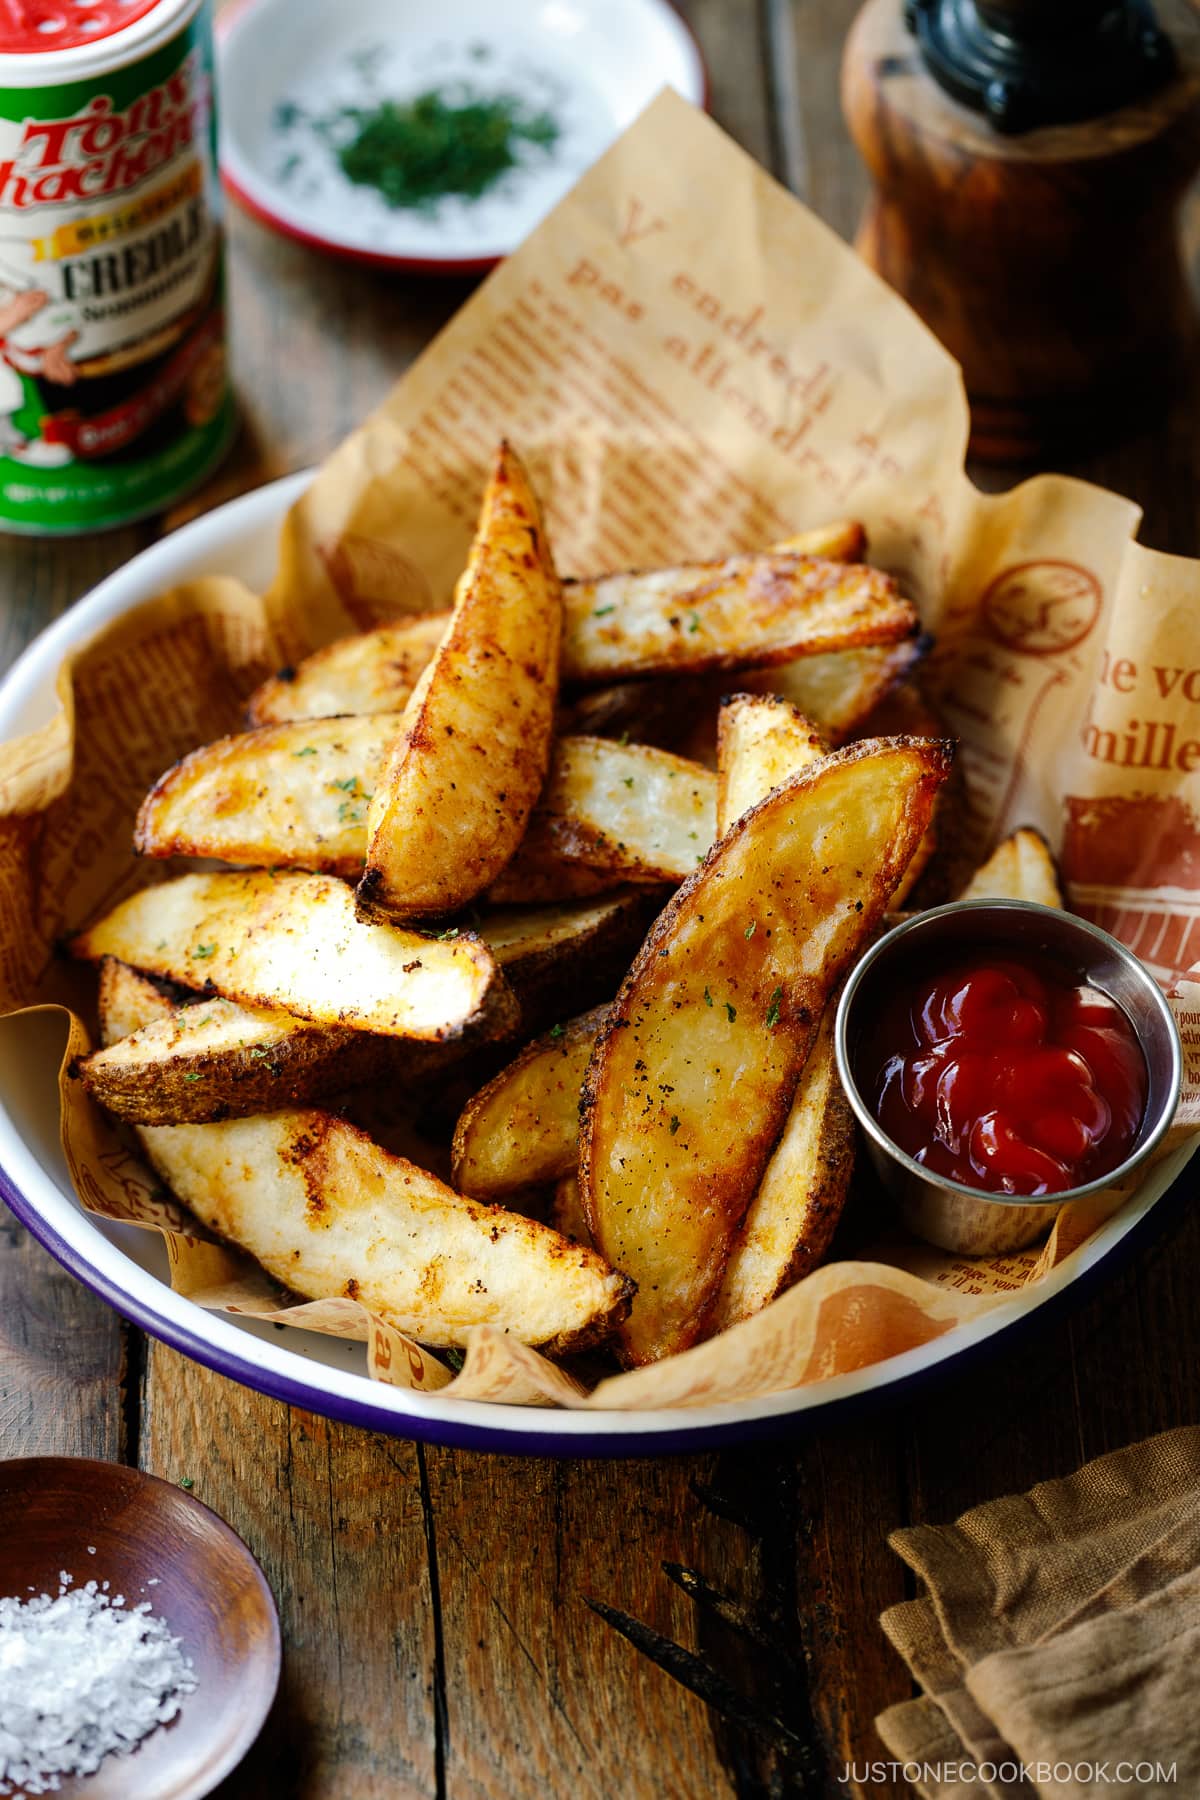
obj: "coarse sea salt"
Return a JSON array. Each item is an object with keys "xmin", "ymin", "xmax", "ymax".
[{"xmin": 0, "ymin": 1575, "xmax": 196, "ymax": 1795}]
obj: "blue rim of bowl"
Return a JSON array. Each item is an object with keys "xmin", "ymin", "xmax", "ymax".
[
  {"xmin": 0, "ymin": 474, "xmax": 1194, "ymax": 1456},
  {"xmin": 3, "ymin": 1147, "xmax": 1195, "ymax": 1456}
]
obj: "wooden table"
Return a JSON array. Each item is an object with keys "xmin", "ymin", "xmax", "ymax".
[{"xmin": 3, "ymin": 5, "xmax": 1200, "ymax": 1796}]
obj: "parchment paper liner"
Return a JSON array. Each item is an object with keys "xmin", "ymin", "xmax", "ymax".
[{"xmin": 3, "ymin": 92, "xmax": 1199, "ymax": 1409}]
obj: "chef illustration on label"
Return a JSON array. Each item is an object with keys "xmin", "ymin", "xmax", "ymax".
[{"xmin": 0, "ymin": 272, "xmax": 77, "ymax": 468}]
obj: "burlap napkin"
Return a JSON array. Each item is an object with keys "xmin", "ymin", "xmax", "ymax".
[{"xmin": 875, "ymin": 1427, "xmax": 1200, "ymax": 1800}]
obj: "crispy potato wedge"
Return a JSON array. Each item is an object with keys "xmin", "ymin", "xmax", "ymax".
[
  {"xmin": 705, "ymin": 1003, "xmax": 854, "ymax": 1333},
  {"xmin": 771, "ymin": 521, "xmax": 866, "ymax": 561},
  {"xmin": 958, "ymin": 826, "xmax": 1064, "ymax": 907},
  {"xmin": 580, "ymin": 735, "xmax": 953, "ymax": 1364},
  {"xmin": 79, "ymin": 958, "xmax": 474, "ymax": 1125},
  {"xmin": 357, "ymin": 443, "xmax": 563, "ymax": 924},
  {"xmin": 140, "ymin": 1109, "xmax": 631, "ymax": 1353},
  {"xmin": 743, "ymin": 636, "xmax": 929, "ymax": 743},
  {"xmin": 549, "ymin": 1175, "xmax": 592, "ymax": 1247},
  {"xmin": 557, "ymin": 676, "xmax": 714, "ymax": 751},
  {"xmin": 452, "ymin": 1008, "xmax": 605, "ymax": 1199},
  {"xmin": 98, "ymin": 954, "xmax": 174, "ymax": 1044},
  {"xmin": 716, "ymin": 694, "xmax": 825, "ymax": 829},
  {"xmin": 102, "ymin": 965, "xmax": 631, "ymax": 1353},
  {"xmin": 709, "ymin": 697, "xmax": 852, "ymax": 1324},
  {"xmin": 490, "ymin": 738, "xmax": 717, "ymax": 900},
  {"xmin": 244, "ymin": 521, "xmax": 870, "ymax": 731},
  {"xmin": 564, "ymin": 553, "xmax": 916, "ymax": 686},
  {"xmin": 246, "ymin": 612, "xmax": 450, "ymax": 727},
  {"xmin": 135, "ymin": 715, "xmax": 397, "ymax": 877},
  {"xmin": 70, "ymin": 870, "xmax": 516, "ymax": 1042},
  {"xmin": 480, "ymin": 889, "xmax": 657, "ymax": 1026}
]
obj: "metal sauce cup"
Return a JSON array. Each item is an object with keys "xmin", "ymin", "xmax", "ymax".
[{"xmin": 833, "ymin": 900, "xmax": 1182, "ymax": 1255}]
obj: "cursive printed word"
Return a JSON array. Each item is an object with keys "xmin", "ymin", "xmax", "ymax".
[{"xmin": 0, "ymin": 56, "xmax": 205, "ymax": 209}]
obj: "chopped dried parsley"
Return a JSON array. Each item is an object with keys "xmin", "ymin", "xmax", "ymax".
[
  {"xmin": 593, "ymin": 604, "xmax": 616, "ymax": 618},
  {"xmin": 191, "ymin": 944, "xmax": 217, "ymax": 960},
  {"xmin": 766, "ymin": 986, "xmax": 783, "ymax": 1029},
  {"xmin": 292, "ymin": 745, "xmax": 317, "ymax": 758},
  {"xmin": 668, "ymin": 1115, "xmax": 680, "ymax": 1135},
  {"xmin": 333, "ymin": 88, "xmax": 560, "ymax": 213},
  {"xmin": 725, "ymin": 1001, "xmax": 737, "ymax": 1023},
  {"xmin": 744, "ymin": 921, "xmax": 757, "ymax": 939}
]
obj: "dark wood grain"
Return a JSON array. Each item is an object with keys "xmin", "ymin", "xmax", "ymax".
[{"xmin": 0, "ymin": 1205, "xmax": 125, "ymax": 1462}]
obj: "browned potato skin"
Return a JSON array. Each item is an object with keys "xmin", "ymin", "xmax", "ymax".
[
  {"xmin": 134, "ymin": 715, "xmax": 395, "ymax": 879},
  {"xmin": 563, "ymin": 553, "xmax": 917, "ymax": 686},
  {"xmin": 580, "ymin": 735, "xmax": 954, "ymax": 1366},
  {"xmin": 246, "ymin": 612, "xmax": 450, "ymax": 728},
  {"xmin": 702, "ymin": 1004, "xmax": 855, "ymax": 1333},
  {"xmin": 489, "ymin": 738, "xmax": 716, "ymax": 902},
  {"xmin": 244, "ymin": 520, "xmax": 869, "ymax": 731},
  {"xmin": 357, "ymin": 442, "xmax": 563, "ymax": 924},
  {"xmin": 76, "ymin": 960, "xmax": 488, "ymax": 1126},
  {"xmin": 451, "ymin": 1008, "xmax": 605, "ymax": 1199},
  {"xmin": 483, "ymin": 889, "xmax": 663, "ymax": 1031},
  {"xmin": 958, "ymin": 825, "xmax": 1064, "ymax": 907},
  {"xmin": 741, "ymin": 634, "xmax": 930, "ymax": 744},
  {"xmin": 99, "ymin": 964, "xmax": 632, "ymax": 1355}
]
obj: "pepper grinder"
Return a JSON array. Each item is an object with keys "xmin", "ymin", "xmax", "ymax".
[{"xmin": 842, "ymin": 0, "xmax": 1200, "ymax": 460}]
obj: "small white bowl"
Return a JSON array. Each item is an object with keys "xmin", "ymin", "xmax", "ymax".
[{"xmin": 218, "ymin": 0, "xmax": 707, "ymax": 272}]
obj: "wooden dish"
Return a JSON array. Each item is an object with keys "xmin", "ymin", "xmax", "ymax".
[{"xmin": 0, "ymin": 1457, "xmax": 281, "ymax": 1799}]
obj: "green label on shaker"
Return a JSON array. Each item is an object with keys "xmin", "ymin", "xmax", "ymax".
[{"xmin": 0, "ymin": 2, "xmax": 232, "ymax": 533}]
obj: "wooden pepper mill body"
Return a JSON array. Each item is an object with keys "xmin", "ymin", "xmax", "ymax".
[{"xmin": 842, "ymin": 0, "xmax": 1200, "ymax": 460}]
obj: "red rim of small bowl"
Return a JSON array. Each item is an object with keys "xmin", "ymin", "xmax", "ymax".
[{"xmin": 215, "ymin": 0, "xmax": 712, "ymax": 276}]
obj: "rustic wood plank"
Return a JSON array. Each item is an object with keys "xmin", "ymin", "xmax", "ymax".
[
  {"xmin": 772, "ymin": 0, "xmax": 868, "ymax": 231},
  {"xmin": 139, "ymin": 1346, "xmax": 438, "ymax": 1800},
  {"xmin": 0, "ymin": 1201, "xmax": 126, "ymax": 1461},
  {"xmin": 420, "ymin": 1448, "xmax": 746, "ymax": 1800},
  {"xmin": 676, "ymin": 0, "xmax": 776, "ymax": 171}
]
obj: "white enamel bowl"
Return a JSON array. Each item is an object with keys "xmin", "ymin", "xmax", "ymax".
[{"xmin": 1, "ymin": 472, "xmax": 1194, "ymax": 1453}]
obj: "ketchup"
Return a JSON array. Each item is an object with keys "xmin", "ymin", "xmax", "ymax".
[{"xmin": 862, "ymin": 950, "xmax": 1148, "ymax": 1196}]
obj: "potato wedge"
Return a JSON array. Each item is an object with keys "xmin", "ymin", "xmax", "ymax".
[
  {"xmin": 141, "ymin": 1110, "xmax": 631, "ymax": 1352},
  {"xmin": 557, "ymin": 676, "xmax": 715, "ymax": 751},
  {"xmin": 357, "ymin": 442, "xmax": 563, "ymax": 924},
  {"xmin": 480, "ymin": 889, "xmax": 657, "ymax": 1025},
  {"xmin": 247, "ymin": 551, "xmax": 913, "ymax": 729},
  {"xmin": 709, "ymin": 697, "xmax": 852, "ymax": 1324},
  {"xmin": 98, "ymin": 954, "xmax": 174, "ymax": 1044},
  {"xmin": 580, "ymin": 735, "xmax": 953, "ymax": 1364},
  {"xmin": 958, "ymin": 826, "xmax": 1064, "ymax": 908},
  {"xmin": 772, "ymin": 520, "xmax": 866, "ymax": 562},
  {"xmin": 244, "ymin": 521, "xmax": 869, "ymax": 731},
  {"xmin": 716, "ymin": 694, "xmax": 825, "ymax": 829},
  {"xmin": 490, "ymin": 738, "xmax": 717, "ymax": 900},
  {"xmin": 564, "ymin": 553, "xmax": 915, "ymax": 686},
  {"xmin": 452, "ymin": 1008, "xmax": 605, "ymax": 1199},
  {"xmin": 78, "ymin": 958, "xmax": 474, "ymax": 1125},
  {"xmin": 743, "ymin": 636, "xmax": 928, "ymax": 743},
  {"xmin": 135, "ymin": 715, "xmax": 398, "ymax": 877},
  {"xmin": 70, "ymin": 870, "xmax": 516, "ymax": 1042},
  {"xmin": 246, "ymin": 612, "xmax": 450, "ymax": 727},
  {"xmin": 705, "ymin": 1003, "xmax": 854, "ymax": 1333},
  {"xmin": 101, "ymin": 965, "xmax": 631, "ymax": 1353},
  {"xmin": 549, "ymin": 1175, "xmax": 592, "ymax": 1247}
]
